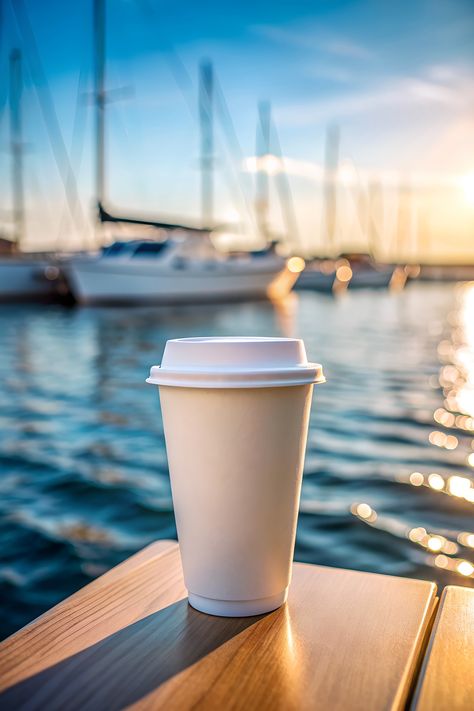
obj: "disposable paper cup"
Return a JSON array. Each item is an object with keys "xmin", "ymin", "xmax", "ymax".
[{"xmin": 147, "ymin": 337, "xmax": 324, "ymax": 616}]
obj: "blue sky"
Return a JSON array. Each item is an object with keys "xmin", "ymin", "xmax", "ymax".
[{"xmin": 1, "ymin": 0, "xmax": 473, "ymax": 258}]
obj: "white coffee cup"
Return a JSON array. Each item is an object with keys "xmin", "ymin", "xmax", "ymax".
[{"xmin": 147, "ymin": 337, "xmax": 324, "ymax": 616}]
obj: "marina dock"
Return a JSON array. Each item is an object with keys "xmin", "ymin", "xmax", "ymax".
[{"xmin": 0, "ymin": 539, "xmax": 472, "ymax": 710}]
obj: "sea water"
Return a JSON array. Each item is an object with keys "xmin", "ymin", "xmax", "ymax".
[{"xmin": 0, "ymin": 282, "xmax": 473, "ymax": 639}]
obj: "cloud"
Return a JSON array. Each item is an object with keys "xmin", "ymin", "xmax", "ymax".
[
  {"xmin": 243, "ymin": 155, "xmax": 324, "ymax": 180},
  {"xmin": 305, "ymin": 64, "xmax": 352, "ymax": 83},
  {"xmin": 242, "ymin": 153, "xmax": 465, "ymax": 190},
  {"xmin": 426, "ymin": 64, "xmax": 459, "ymax": 83},
  {"xmin": 320, "ymin": 37, "xmax": 371, "ymax": 60},
  {"xmin": 252, "ymin": 23, "xmax": 373, "ymax": 60},
  {"xmin": 275, "ymin": 72, "xmax": 471, "ymax": 127}
]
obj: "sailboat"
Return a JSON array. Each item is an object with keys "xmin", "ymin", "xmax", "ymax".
[
  {"xmin": 65, "ymin": 2, "xmax": 299, "ymax": 305},
  {"xmin": 296, "ymin": 127, "xmax": 398, "ymax": 292},
  {"xmin": 347, "ymin": 181, "xmax": 394, "ymax": 289},
  {"xmin": 0, "ymin": 49, "xmax": 57, "ymax": 302},
  {"xmin": 295, "ymin": 125, "xmax": 344, "ymax": 293}
]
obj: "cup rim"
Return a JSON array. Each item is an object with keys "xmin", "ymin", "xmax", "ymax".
[{"xmin": 146, "ymin": 364, "xmax": 325, "ymax": 388}]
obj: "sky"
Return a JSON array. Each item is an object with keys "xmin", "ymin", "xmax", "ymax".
[{"xmin": 0, "ymin": 0, "xmax": 473, "ymax": 260}]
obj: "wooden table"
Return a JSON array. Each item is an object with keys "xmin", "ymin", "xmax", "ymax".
[
  {"xmin": 412, "ymin": 585, "xmax": 474, "ymax": 711},
  {"xmin": 0, "ymin": 539, "xmax": 468, "ymax": 710}
]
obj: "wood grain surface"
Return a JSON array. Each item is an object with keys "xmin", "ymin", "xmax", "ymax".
[
  {"xmin": 412, "ymin": 585, "xmax": 474, "ymax": 711},
  {"xmin": 0, "ymin": 540, "xmax": 437, "ymax": 711}
]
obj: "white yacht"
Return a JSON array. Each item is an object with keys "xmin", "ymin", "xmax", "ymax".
[{"xmin": 65, "ymin": 234, "xmax": 301, "ymax": 305}]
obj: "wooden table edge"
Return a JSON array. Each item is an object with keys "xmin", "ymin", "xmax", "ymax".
[
  {"xmin": 0, "ymin": 539, "xmax": 178, "ymax": 649},
  {"xmin": 403, "ymin": 592, "xmax": 439, "ymax": 710},
  {"xmin": 409, "ymin": 584, "xmax": 469, "ymax": 710}
]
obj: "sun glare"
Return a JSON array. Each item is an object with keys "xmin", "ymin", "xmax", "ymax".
[{"xmin": 461, "ymin": 172, "xmax": 474, "ymax": 206}]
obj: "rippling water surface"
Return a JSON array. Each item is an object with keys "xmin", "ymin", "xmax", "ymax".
[{"xmin": 1, "ymin": 283, "xmax": 473, "ymax": 639}]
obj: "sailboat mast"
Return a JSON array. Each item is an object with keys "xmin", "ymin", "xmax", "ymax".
[
  {"xmin": 323, "ymin": 123, "xmax": 340, "ymax": 256},
  {"xmin": 255, "ymin": 100, "xmax": 271, "ymax": 240},
  {"xmin": 94, "ymin": 0, "xmax": 106, "ymax": 210},
  {"xmin": 396, "ymin": 180, "xmax": 411, "ymax": 262},
  {"xmin": 199, "ymin": 59, "xmax": 213, "ymax": 229},
  {"xmin": 368, "ymin": 179, "xmax": 381, "ymax": 258},
  {"xmin": 9, "ymin": 49, "xmax": 25, "ymax": 249}
]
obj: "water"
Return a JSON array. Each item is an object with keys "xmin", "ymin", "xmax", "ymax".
[{"xmin": 0, "ymin": 283, "xmax": 473, "ymax": 640}]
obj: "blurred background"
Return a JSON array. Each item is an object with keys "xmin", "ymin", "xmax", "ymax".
[{"xmin": 0, "ymin": 0, "xmax": 473, "ymax": 640}]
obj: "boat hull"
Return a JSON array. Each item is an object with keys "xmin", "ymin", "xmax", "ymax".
[
  {"xmin": 348, "ymin": 268, "xmax": 393, "ymax": 289},
  {"xmin": 295, "ymin": 269, "xmax": 335, "ymax": 293},
  {"xmin": 65, "ymin": 260, "xmax": 297, "ymax": 305},
  {"xmin": 418, "ymin": 265, "xmax": 474, "ymax": 282},
  {"xmin": 0, "ymin": 259, "xmax": 57, "ymax": 301}
]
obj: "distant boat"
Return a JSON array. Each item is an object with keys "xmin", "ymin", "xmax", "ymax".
[
  {"xmin": 295, "ymin": 260, "xmax": 337, "ymax": 293},
  {"xmin": 0, "ymin": 51, "xmax": 58, "ymax": 303},
  {"xmin": 345, "ymin": 253, "xmax": 394, "ymax": 290},
  {"xmin": 418, "ymin": 264, "xmax": 474, "ymax": 282},
  {"xmin": 64, "ymin": 235, "xmax": 300, "ymax": 305},
  {"xmin": 0, "ymin": 247, "xmax": 58, "ymax": 302},
  {"xmin": 296, "ymin": 256, "xmax": 359, "ymax": 293}
]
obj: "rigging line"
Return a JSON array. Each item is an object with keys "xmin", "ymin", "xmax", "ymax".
[
  {"xmin": 56, "ymin": 60, "xmax": 90, "ymax": 248},
  {"xmin": 0, "ymin": 3, "xmax": 4, "ymax": 112},
  {"xmin": 106, "ymin": 60, "xmax": 151, "ymax": 203},
  {"xmin": 27, "ymin": 153, "xmax": 57, "ymax": 246},
  {"xmin": 213, "ymin": 76, "xmax": 258, "ymax": 232},
  {"xmin": 343, "ymin": 153, "xmax": 384, "ymax": 256},
  {"xmin": 0, "ymin": 0, "xmax": 9, "ymax": 128},
  {"xmin": 135, "ymin": 0, "xmax": 252, "ymax": 233},
  {"xmin": 134, "ymin": 0, "xmax": 195, "ymax": 119},
  {"xmin": 270, "ymin": 117, "xmax": 300, "ymax": 247},
  {"xmin": 9, "ymin": 0, "xmax": 86, "ymax": 237},
  {"xmin": 108, "ymin": 100, "xmax": 146, "ymax": 201},
  {"xmin": 199, "ymin": 65, "xmax": 255, "ymax": 232}
]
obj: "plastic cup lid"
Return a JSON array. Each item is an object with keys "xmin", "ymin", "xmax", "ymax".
[{"xmin": 146, "ymin": 337, "xmax": 325, "ymax": 389}]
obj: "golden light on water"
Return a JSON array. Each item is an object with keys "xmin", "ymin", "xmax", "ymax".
[
  {"xmin": 383, "ymin": 285, "xmax": 474, "ymax": 587},
  {"xmin": 443, "ymin": 542, "xmax": 459, "ymax": 555},
  {"xmin": 286, "ymin": 256, "xmax": 305, "ymax": 274},
  {"xmin": 409, "ymin": 526, "xmax": 459, "ymax": 555},
  {"xmin": 351, "ymin": 502, "xmax": 377, "ymax": 523},
  {"xmin": 434, "ymin": 554, "xmax": 449, "ymax": 569},
  {"xmin": 441, "ymin": 285, "xmax": 474, "ymax": 419},
  {"xmin": 409, "ymin": 527, "xmax": 426, "ymax": 543},
  {"xmin": 458, "ymin": 532, "xmax": 474, "ymax": 548},
  {"xmin": 457, "ymin": 560, "xmax": 474, "ymax": 577},
  {"xmin": 432, "ymin": 555, "xmax": 474, "ymax": 579},
  {"xmin": 428, "ymin": 473, "xmax": 445, "ymax": 491},
  {"xmin": 353, "ymin": 285, "xmax": 474, "ymax": 587},
  {"xmin": 403, "ymin": 468, "xmax": 474, "ymax": 503},
  {"xmin": 433, "ymin": 408, "xmax": 456, "ymax": 427},
  {"xmin": 448, "ymin": 475, "xmax": 472, "ymax": 498},
  {"xmin": 445, "ymin": 435, "xmax": 458, "ymax": 449},
  {"xmin": 428, "ymin": 431, "xmax": 458, "ymax": 449},
  {"xmin": 456, "ymin": 415, "xmax": 474, "ymax": 431},
  {"xmin": 357, "ymin": 503, "xmax": 375, "ymax": 520},
  {"xmin": 409, "ymin": 471, "xmax": 424, "ymax": 486},
  {"xmin": 427, "ymin": 536, "xmax": 444, "ymax": 552},
  {"xmin": 350, "ymin": 496, "xmax": 473, "ymax": 581}
]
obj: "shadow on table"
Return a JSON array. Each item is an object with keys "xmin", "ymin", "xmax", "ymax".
[{"xmin": 0, "ymin": 599, "xmax": 264, "ymax": 710}]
